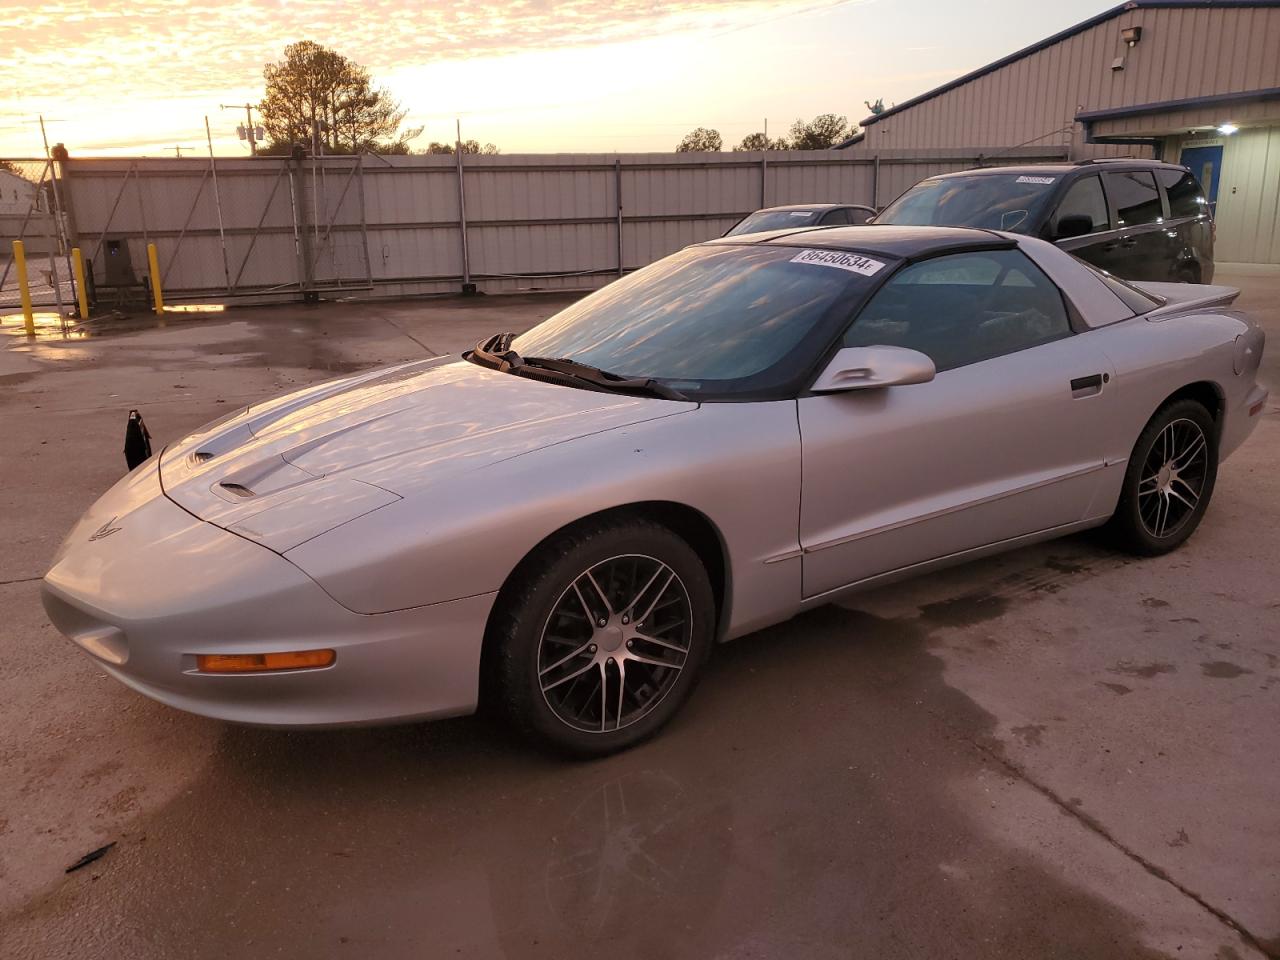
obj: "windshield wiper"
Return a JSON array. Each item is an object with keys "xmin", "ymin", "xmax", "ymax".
[
  {"xmin": 467, "ymin": 334, "xmax": 688, "ymax": 401},
  {"xmin": 518, "ymin": 356, "xmax": 689, "ymax": 401}
]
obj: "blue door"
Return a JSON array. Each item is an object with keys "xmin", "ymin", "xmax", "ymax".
[{"xmin": 1179, "ymin": 145, "xmax": 1223, "ymax": 213}]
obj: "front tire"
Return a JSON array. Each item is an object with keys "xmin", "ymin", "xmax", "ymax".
[
  {"xmin": 489, "ymin": 517, "xmax": 715, "ymax": 757},
  {"xmin": 1107, "ymin": 399, "xmax": 1218, "ymax": 555}
]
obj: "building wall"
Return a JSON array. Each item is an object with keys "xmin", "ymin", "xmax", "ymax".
[
  {"xmin": 0, "ymin": 168, "xmax": 39, "ymax": 215},
  {"xmin": 1209, "ymin": 126, "xmax": 1280, "ymax": 263},
  {"xmin": 856, "ymin": 4, "xmax": 1280, "ymax": 158}
]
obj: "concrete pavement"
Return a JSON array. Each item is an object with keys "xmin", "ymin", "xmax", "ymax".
[{"xmin": 0, "ymin": 277, "xmax": 1276, "ymax": 959}]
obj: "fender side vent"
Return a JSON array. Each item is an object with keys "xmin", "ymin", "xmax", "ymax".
[{"xmin": 190, "ymin": 451, "xmax": 215, "ymax": 464}]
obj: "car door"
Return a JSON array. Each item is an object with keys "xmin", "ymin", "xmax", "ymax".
[
  {"xmin": 1047, "ymin": 174, "xmax": 1125, "ymax": 273},
  {"xmin": 1099, "ymin": 169, "xmax": 1168, "ymax": 280},
  {"xmin": 797, "ymin": 247, "xmax": 1118, "ymax": 599}
]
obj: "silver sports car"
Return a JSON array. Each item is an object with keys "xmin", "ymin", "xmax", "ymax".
[{"xmin": 43, "ymin": 226, "xmax": 1268, "ymax": 755}]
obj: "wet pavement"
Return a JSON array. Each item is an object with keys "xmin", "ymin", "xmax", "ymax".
[{"xmin": 1, "ymin": 278, "xmax": 1278, "ymax": 959}]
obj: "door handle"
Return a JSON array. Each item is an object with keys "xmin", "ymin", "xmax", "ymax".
[
  {"xmin": 1070, "ymin": 373, "xmax": 1106, "ymax": 397},
  {"xmin": 1121, "ymin": 237, "xmax": 1139, "ymax": 247}
]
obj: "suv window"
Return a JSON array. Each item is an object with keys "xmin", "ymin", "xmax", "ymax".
[
  {"xmin": 1157, "ymin": 168, "xmax": 1206, "ymax": 219},
  {"xmin": 1104, "ymin": 171, "xmax": 1163, "ymax": 226},
  {"xmin": 819, "ymin": 209, "xmax": 851, "ymax": 226},
  {"xmin": 843, "ymin": 250, "xmax": 1071, "ymax": 372},
  {"xmin": 1051, "ymin": 175, "xmax": 1109, "ymax": 235}
]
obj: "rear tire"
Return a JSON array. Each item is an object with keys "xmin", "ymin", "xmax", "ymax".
[
  {"xmin": 1107, "ymin": 399, "xmax": 1218, "ymax": 555},
  {"xmin": 488, "ymin": 517, "xmax": 715, "ymax": 757}
]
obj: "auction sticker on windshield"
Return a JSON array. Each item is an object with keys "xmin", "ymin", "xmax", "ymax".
[
  {"xmin": 1016, "ymin": 175, "xmax": 1055, "ymax": 184},
  {"xmin": 790, "ymin": 249, "xmax": 886, "ymax": 276}
]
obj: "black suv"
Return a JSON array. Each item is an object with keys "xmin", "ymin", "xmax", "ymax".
[{"xmin": 874, "ymin": 160, "xmax": 1214, "ymax": 283}]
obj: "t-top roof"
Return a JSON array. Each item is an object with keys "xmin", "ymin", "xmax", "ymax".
[{"xmin": 709, "ymin": 224, "xmax": 1012, "ymax": 259}]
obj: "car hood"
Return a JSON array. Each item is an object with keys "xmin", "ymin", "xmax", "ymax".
[{"xmin": 160, "ymin": 356, "xmax": 695, "ymax": 552}]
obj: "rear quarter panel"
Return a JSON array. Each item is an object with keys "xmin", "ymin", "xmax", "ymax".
[{"xmin": 1089, "ymin": 308, "xmax": 1258, "ymax": 507}]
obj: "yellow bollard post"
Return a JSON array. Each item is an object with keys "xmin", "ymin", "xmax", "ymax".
[
  {"xmin": 146, "ymin": 242, "xmax": 164, "ymax": 316},
  {"xmin": 71, "ymin": 247, "xmax": 90, "ymax": 320},
  {"xmin": 12, "ymin": 240, "xmax": 35, "ymax": 336}
]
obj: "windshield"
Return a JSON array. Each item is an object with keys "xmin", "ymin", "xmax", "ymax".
[
  {"xmin": 876, "ymin": 174, "xmax": 1061, "ymax": 232},
  {"xmin": 724, "ymin": 209, "xmax": 820, "ymax": 236},
  {"xmin": 510, "ymin": 243, "xmax": 891, "ymax": 399}
]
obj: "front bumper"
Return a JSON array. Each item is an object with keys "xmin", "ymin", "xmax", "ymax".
[{"xmin": 43, "ymin": 459, "xmax": 496, "ymax": 727}]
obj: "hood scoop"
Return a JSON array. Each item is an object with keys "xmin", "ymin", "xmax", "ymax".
[{"xmin": 210, "ymin": 455, "xmax": 317, "ymax": 505}]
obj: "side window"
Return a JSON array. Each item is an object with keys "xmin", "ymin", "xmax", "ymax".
[
  {"xmin": 1103, "ymin": 171, "xmax": 1163, "ymax": 227},
  {"xmin": 819, "ymin": 209, "xmax": 850, "ymax": 225},
  {"xmin": 1158, "ymin": 169, "xmax": 1206, "ymax": 219},
  {"xmin": 1051, "ymin": 176, "xmax": 1109, "ymax": 234},
  {"xmin": 844, "ymin": 250, "xmax": 1071, "ymax": 372}
]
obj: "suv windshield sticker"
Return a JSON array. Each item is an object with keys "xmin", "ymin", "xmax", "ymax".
[
  {"xmin": 1016, "ymin": 175, "xmax": 1056, "ymax": 184},
  {"xmin": 788, "ymin": 211, "xmax": 813, "ymax": 216},
  {"xmin": 790, "ymin": 249, "xmax": 886, "ymax": 276}
]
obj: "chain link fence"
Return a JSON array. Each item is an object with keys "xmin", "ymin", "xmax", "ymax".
[{"xmin": 0, "ymin": 158, "xmax": 74, "ymax": 310}]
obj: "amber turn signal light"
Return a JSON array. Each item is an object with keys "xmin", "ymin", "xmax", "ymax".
[{"xmin": 196, "ymin": 649, "xmax": 336, "ymax": 673}]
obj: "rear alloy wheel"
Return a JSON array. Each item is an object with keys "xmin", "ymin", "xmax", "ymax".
[
  {"xmin": 490, "ymin": 518, "xmax": 714, "ymax": 756},
  {"xmin": 1108, "ymin": 399, "xmax": 1218, "ymax": 555}
]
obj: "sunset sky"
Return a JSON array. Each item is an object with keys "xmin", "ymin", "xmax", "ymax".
[{"xmin": 2, "ymin": 0, "xmax": 1117, "ymax": 158}]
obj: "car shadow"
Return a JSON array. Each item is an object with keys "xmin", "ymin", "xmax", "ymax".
[{"xmin": 3, "ymin": 533, "xmax": 1192, "ymax": 959}]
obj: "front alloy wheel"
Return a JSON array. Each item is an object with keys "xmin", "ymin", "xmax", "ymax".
[
  {"xmin": 538, "ymin": 555, "xmax": 693, "ymax": 734},
  {"xmin": 489, "ymin": 517, "xmax": 714, "ymax": 756}
]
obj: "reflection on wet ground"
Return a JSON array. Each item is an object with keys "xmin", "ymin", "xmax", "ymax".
[
  {"xmin": 0, "ymin": 306, "xmax": 233, "ymax": 343},
  {"xmin": 3, "ymin": 606, "xmax": 1173, "ymax": 959}
]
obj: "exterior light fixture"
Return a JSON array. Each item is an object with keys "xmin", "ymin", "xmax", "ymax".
[
  {"xmin": 1121, "ymin": 25, "xmax": 1142, "ymax": 45},
  {"xmin": 1217, "ymin": 123, "xmax": 1239, "ymax": 135}
]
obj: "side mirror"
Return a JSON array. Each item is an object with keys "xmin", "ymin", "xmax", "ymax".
[
  {"xmin": 811, "ymin": 346, "xmax": 936, "ymax": 393},
  {"xmin": 1054, "ymin": 214, "xmax": 1093, "ymax": 240}
]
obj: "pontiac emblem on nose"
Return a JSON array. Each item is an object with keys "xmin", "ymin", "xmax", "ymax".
[{"xmin": 88, "ymin": 518, "xmax": 122, "ymax": 542}]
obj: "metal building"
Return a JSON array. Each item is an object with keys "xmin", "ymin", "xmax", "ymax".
[{"xmin": 848, "ymin": 0, "xmax": 1280, "ymax": 265}]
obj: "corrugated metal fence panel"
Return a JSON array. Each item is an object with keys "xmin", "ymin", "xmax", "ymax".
[
  {"xmin": 54, "ymin": 146, "xmax": 1068, "ymax": 299},
  {"xmin": 361, "ymin": 159, "xmax": 461, "ymax": 289}
]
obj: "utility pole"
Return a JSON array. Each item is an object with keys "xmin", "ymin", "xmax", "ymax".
[{"xmin": 221, "ymin": 103, "xmax": 261, "ymax": 155}]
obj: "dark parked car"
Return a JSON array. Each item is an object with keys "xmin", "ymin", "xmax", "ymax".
[
  {"xmin": 724, "ymin": 203, "xmax": 877, "ymax": 237},
  {"xmin": 873, "ymin": 160, "xmax": 1214, "ymax": 283}
]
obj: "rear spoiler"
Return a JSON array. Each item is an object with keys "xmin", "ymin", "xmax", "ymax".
[{"xmin": 1130, "ymin": 281, "xmax": 1240, "ymax": 320}]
